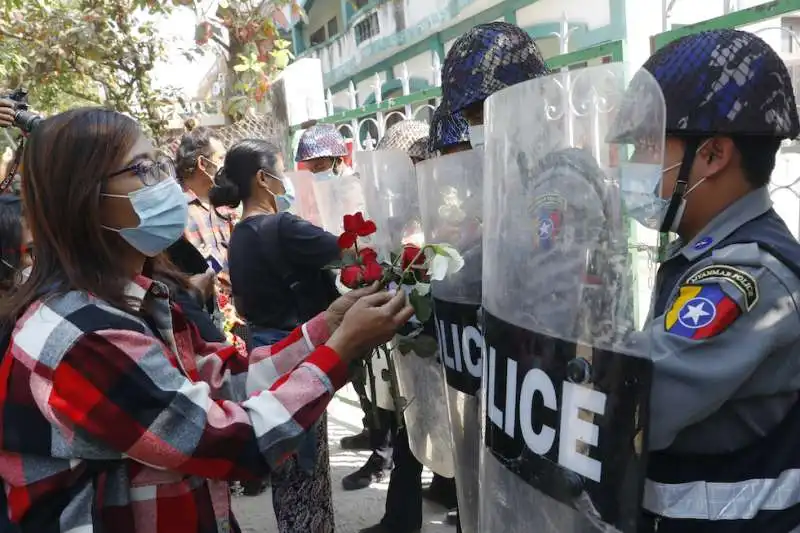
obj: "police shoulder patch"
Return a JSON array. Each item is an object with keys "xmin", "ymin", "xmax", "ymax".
[
  {"xmin": 664, "ymin": 283, "xmax": 742, "ymax": 339},
  {"xmin": 683, "ymin": 264, "xmax": 759, "ymax": 311},
  {"xmin": 531, "ymin": 193, "xmax": 567, "ymax": 251},
  {"xmin": 664, "ymin": 264, "xmax": 759, "ymax": 339}
]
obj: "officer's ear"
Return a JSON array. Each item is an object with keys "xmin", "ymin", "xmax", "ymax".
[{"xmin": 695, "ymin": 136, "xmax": 735, "ymax": 180}]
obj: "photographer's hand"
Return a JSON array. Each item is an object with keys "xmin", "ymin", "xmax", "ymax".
[{"xmin": 0, "ymin": 100, "xmax": 16, "ymax": 128}]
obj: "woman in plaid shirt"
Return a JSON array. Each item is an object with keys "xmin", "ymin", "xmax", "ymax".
[{"xmin": 0, "ymin": 108, "xmax": 414, "ymax": 533}]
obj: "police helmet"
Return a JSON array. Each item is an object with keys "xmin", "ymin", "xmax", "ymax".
[
  {"xmin": 295, "ymin": 124, "xmax": 348, "ymax": 162},
  {"xmin": 375, "ymin": 119, "xmax": 429, "ymax": 157},
  {"xmin": 441, "ymin": 22, "xmax": 550, "ymax": 114},
  {"xmin": 643, "ymin": 29, "xmax": 799, "ymax": 139},
  {"xmin": 428, "ymin": 105, "xmax": 470, "ymax": 152}
]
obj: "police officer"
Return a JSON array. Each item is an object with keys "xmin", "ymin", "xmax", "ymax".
[
  {"xmin": 624, "ymin": 29, "xmax": 800, "ymax": 532},
  {"xmin": 295, "ymin": 124, "xmax": 350, "ymax": 179},
  {"xmin": 437, "ymin": 23, "xmax": 550, "ymax": 533},
  {"xmin": 357, "ymin": 119, "xmax": 435, "ymax": 533},
  {"xmin": 341, "ymin": 120, "xmax": 431, "ymax": 496},
  {"xmin": 440, "ymin": 21, "xmax": 550, "ymax": 148}
]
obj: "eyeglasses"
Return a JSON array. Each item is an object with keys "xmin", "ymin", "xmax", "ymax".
[{"xmin": 107, "ymin": 156, "xmax": 177, "ymax": 187}]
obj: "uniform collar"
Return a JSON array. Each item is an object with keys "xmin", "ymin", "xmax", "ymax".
[{"xmin": 669, "ymin": 187, "xmax": 772, "ymax": 261}]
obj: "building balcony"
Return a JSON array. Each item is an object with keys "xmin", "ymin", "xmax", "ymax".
[{"xmin": 297, "ymin": 0, "xmax": 476, "ymax": 88}]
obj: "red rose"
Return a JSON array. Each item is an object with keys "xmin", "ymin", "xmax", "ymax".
[
  {"xmin": 338, "ymin": 212, "xmax": 377, "ymax": 250},
  {"xmin": 218, "ymin": 293, "xmax": 230, "ymax": 309},
  {"xmin": 343, "ymin": 212, "xmax": 377, "ymax": 237},
  {"xmin": 359, "ymin": 247, "xmax": 378, "ymax": 263},
  {"xmin": 340, "ymin": 264, "xmax": 364, "ymax": 289},
  {"xmin": 401, "ymin": 245, "xmax": 425, "ymax": 270},
  {"xmin": 337, "ymin": 231, "xmax": 357, "ymax": 249},
  {"xmin": 362, "ymin": 260, "xmax": 384, "ymax": 283}
]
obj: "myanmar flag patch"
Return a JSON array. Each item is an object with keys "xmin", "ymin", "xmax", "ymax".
[{"xmin": 665, "ymin": 284, "xmax": 741, "ymax": 339}]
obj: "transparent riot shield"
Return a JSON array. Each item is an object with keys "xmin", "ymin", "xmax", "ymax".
[
  {"xmin": 481, "ymin": 63, "xmax": 665, "ymax": 532},
  {"xmin": 311, "ymin": 169, "xmax": 368, "ymax": 234},
  {"xmin": 285, "ymin": 170, "xmax": 321, "ymax": 227},
  {"xmin": 358, "ymin": 149, "xmax": 455, "ymax": 477},
  {"xmin": 417, "ymin": 148, "xmax": 483, "ymax": 533}
]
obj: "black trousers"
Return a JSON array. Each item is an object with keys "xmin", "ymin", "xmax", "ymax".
[
  {"xmin": 351, "ymin": 367, "xmax": 394, "ymax": 454},
  {"xmin": 380, "ymin": 427, "xmax": 424, "ymax": 532}
]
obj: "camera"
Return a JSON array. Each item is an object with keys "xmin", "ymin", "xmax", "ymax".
[{"xmin": 4, "ymin": 88, "xmax": 42, "ymax": 134}]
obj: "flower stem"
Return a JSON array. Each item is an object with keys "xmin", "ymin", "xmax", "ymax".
[{"xmin": 398, "ymin": 247, "xmax": 426, "ymax": 280}]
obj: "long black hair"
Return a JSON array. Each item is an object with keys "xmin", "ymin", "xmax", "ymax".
[
  {"xmin": 0, "ymin": 195, "xmax": 23, "ymax": 292},
  {"xmin": 210, "ymin": 139, "xmax": 282, "ymax": 208}
]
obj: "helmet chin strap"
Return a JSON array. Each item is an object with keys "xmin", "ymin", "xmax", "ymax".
[{"xmin": 660, "ymin": 138, "xmax": 700, "ymax": 234}]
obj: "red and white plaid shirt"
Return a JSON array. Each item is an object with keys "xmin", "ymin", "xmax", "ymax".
[
  {"xmin": 0, "ymin": 275, "xmax": 346, "ymax": 532},
  {"xmin": 184, "ymin": 190, "xmax": 237, "ymax": 271}
]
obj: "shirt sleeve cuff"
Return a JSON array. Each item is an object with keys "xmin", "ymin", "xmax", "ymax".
[
  {"xmin": 302, "ymin": 313, "xmax": 331, "ymax": 351},
  {"xmin": 304, "ymin": 345, "xmax": 348, "ymax": 391}
]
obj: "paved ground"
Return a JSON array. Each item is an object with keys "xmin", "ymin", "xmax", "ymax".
[{"xmin": 233, "ymin": 385, "xmax": 455, "ymax": 533}]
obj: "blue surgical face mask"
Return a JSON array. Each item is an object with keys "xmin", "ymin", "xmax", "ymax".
[
  {"xmin": 264, "ymin": 171, "xmax": 296, "ymax": 213},
  {"xmin": 620, "ymin": 141, "xmax": 709, "ymax": 233},
  {"xmin": 312, "ymin": 159, "xmax": 342, "ymax": 182},
  {"xmin": 101, "ymin": 178, "xmax": 189, "ymax": 257},
  {"xmin": 468, "ymin": 125, "xmax": 485, "ymax": 149},
  {"xmin": 619, "ymin": 162, "xmax": 669, "ymax": 230},
  {"xmin": 275, "ymin": 176, "xmax": 296, "ymax": 212}
]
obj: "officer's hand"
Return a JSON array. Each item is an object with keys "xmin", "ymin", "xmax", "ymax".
[
  {"xmin": 326, "ymin": 289, "xmax": 414, "ymax": 363},
  {"xmin": 0, "ymin": 100, "xmax": 16, "ymax": 128}
]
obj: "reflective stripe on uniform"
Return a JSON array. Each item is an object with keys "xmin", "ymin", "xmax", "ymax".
[{"xmin": 643, "ymin": 470, "xmax": 800, "ymax": 520}]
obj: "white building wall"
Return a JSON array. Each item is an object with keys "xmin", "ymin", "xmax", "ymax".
[
  {"xmin": 331, "ymin": 89, "xmax": 351, "ymax": 111},
  {"xmin": 516, "ymin": 0, "xmax": 611, "ymax": 30},
  {"xmin": 356, "ymin": 71, "xmax": 388, "ymax": 106},
  {"xmin": 444, "ymin": 37, "xmax": 458, "ymax": 55},
  {"xmin": 400, "ymin": 51, "xmax": 438, "ymax": 86},
  {"xmin": 404, "ymin": 0, "xmax": 450, "ymax": 28}
]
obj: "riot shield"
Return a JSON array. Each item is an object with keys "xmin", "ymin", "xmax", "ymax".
[
  {"xmin": 311, "ymin": 169, "xmax": 368, "ymax": 234},
  {"xmin": 358, "ymin": 149, "xmax": 455, "ymax": 478},
  {"xmin": 481, "ymin": 63, "xmax": 665, "ymax": 532},
  {"xmin": 285, "ymin": 170, "xmax": 321, "ymax": 227},
  {"xmin": 417, "ymin": 148, "xmax": 483, "ymax": 533}
]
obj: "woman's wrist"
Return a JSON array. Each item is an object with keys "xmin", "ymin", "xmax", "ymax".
[{"xmin": 325, "ymin": 330, "xmax": 358, "ymax": 363}]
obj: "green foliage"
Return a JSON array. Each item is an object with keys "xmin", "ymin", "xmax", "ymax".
[
  {"xmin": 178, "ymin": 0, "xmax": 302, "ymax": 121},
  {"xmin": 0, "ymin": 0, "xmax": 179, "ymax": 136}
]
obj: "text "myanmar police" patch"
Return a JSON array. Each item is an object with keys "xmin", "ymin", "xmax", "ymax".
[{"xmin": 684, "ymin": 265, "xmax": 759, "ymax": 311}]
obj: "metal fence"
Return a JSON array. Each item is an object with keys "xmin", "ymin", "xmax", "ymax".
[{"xmin": 312, "ymin": 39, "xmax": 624, "ymax": 150}]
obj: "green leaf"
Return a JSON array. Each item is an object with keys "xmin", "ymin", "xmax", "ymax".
[
  {"xmin": 232, "ymin": 64, "xmax": 249, "ymax": 72},
  {"xmin": 408, "ymin": 290, "xmax": 432, "ymax": 323}
]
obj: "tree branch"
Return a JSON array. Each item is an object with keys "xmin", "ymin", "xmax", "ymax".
[{"xmin": 212, "ymin": 34, "xmax": 230, "ymax": 52}]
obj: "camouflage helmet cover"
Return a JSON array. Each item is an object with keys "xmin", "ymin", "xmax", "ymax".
[
  {"xmin": 375, "ymin": 119, "xmax": 430, "ymax": 157},
  {"xmin": 295, "ymin": 124, "xmax": 349, "ymax": 162},
  {"xmin": 617, "ymin": 29, "xmax": 800, "ymax": 140},
  {"xmin": 428, "ymin": 105, "xmax": 470, "ymax": 152},
  {"xmin": 441, "ymin": 22, "xmax": 550, "ymax": 114}
]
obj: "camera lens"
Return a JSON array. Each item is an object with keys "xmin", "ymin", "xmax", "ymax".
[{"xmin": 13, "ymin": 110, "xmax": 42, "ymax": 134}]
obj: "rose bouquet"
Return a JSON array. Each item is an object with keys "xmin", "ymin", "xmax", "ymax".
[
  {"xmin": 334, "ymin": 211, "xmax": 464, "ymax": 322},
  {"xmin": 329, "ymin": 211, "xmax": 464, "ymax": 425}
]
